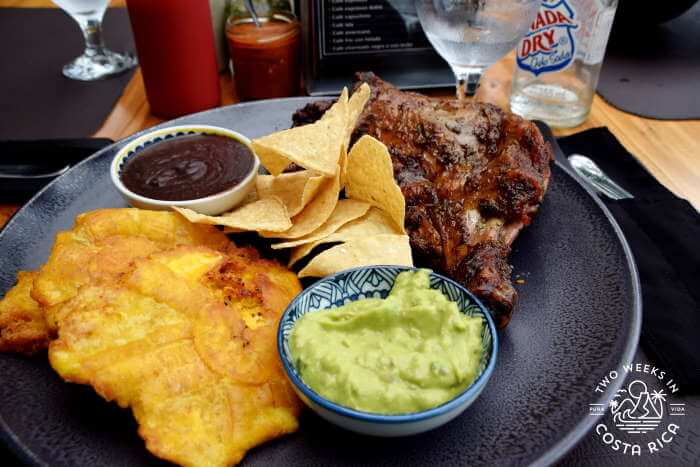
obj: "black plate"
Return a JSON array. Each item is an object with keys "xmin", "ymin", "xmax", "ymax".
[{"xmin": 0, "ymin": 99, "xmax": 641, "ymax": 466}]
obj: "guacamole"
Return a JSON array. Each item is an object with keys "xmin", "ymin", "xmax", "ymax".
[{"xmin": 289, "ymin": 270, "xmax": 484, "ymax": 414}]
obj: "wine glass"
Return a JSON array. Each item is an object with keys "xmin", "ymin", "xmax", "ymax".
[
  {"xmin": 52, "ymin": 0, "xmax": 137, "ymax": 81},
  {"xmin": 416, "ymin": 0, "xmax": 538, "ymax": 99}
]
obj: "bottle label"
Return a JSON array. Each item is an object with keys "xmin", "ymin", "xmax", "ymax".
[
  {"xmin": 516, "ymin": 0, "xmax": 580, "ymax": 76},
  {"xmin": 584, "ymin": 7, "xmax": 616, "ymax": 64}
]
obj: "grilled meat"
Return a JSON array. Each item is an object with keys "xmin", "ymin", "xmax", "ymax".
[{"xmin": 293, "ymin": 73, "xmax": 553, "ymax": 327}]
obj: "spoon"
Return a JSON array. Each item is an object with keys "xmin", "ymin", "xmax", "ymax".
[
  {"xmin": 244, "ymin": 0, "xmax": 262, "ymax": 27},
  {"xmin": 568, "ymin": 154, "xmax": 634, "ymax": 200}
]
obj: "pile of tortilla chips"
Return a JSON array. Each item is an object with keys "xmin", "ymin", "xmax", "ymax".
[{"xmin": 175, "ymin": 84, "xmax": 413, "ymax": 278}]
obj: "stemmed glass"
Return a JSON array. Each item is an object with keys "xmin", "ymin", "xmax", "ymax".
[
  {"xmin": 52, "ymin": 0, "xmax": 137, "ymax": 81},
  {"xmin": 416, "ymin": 0, "xmax": 538, "ymax": 99}
]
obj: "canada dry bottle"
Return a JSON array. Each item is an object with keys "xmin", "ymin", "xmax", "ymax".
[{"xmin": 510, "ymin": 0, "xmax": 619, "ymax": 128}]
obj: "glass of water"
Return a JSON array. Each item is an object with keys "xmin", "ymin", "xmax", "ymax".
[
  {"xmin": 52, "ymin": 0, "xmax": 137, "ymax": 81},
  {"xmin": 416, "ymin": 0, "xmax": 538, "ymax": 99}
]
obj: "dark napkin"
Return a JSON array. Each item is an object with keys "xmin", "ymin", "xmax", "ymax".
[
  {"xmin": 0, "ymin": 138, "xmax": 113, "ymax": 204},
  {"xmin": 0, "ymin": 8, "xmax": 136, "ymax": 140},
  {"xmin": 597, "ymin": 2, "xmax": 700, "ymax": 120},
  {"xmin": 557, "ymin": 127, "xmax": 700, "ymax": 393}
]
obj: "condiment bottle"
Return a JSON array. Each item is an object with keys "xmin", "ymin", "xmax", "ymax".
[
  {"xmin": 126, "ymin": 0, "xmax": 221, "ymax": 118},
  {"xmin": 226, "ymin": 13, "xmax": 301, "ymax": 101},
  {"xmin": 510, "ymin": 0, "xmax": 619, "ymax": 128}
]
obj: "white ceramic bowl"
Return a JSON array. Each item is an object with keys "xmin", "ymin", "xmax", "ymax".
[
  {"xmin": 278, "ymin": 265, "xmax": 498, "ymax": 437},
  {"xmin": 110, "ymin": 125, "xmax": 259, "ymax": 215}
]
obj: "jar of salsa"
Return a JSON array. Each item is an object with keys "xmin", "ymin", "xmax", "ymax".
[{"xmin": 226, "ymin": 13, "xmax": 301, "ymax": 101}]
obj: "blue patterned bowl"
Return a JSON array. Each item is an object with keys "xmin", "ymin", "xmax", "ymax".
[
  {"xmin": 278, "ymin": 265, "xmax": 498, "ymax": 437},
  {"xmin": 110, "ymin": 125, "xmax": 259, "ymax": 215}
]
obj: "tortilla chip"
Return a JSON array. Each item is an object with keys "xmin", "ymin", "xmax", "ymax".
[
  {"xmin": 271, "ymin": 199, "xmax": 370, "ymax": 250},
  {"xmin": 345, "ymin": 83, "xmax": 370, "ymax": 149},
  {"xmin": 288, "ymin": 207, "xmax": 400, "ymax": 266},
  {"xmin": 253, "ymin": 145, "xmax": 292, "ymax": 176},
  {"xmin": 260, "ymin": 172, "xmax": 340, "ymax": 239},
  {"xmin": 256, "ymin": 171, "xmax": 325, "ymax": 217},
  {"xmin": 252, "ymin": 89, "xmax": 348, "ymax": 176},
  {"xmin": 337, "ymin": 84, "xmax": 371, "ymax": 187},
  {"xmin": 321, "ymin": 87, "xmax": 349, "ymax": 125},
  {"xmin": 298, "ymin": 234, "xmax": 412, "ymax": 278},
  {"xmin": 223, "ymin": 190, "xmax": 262, "ymax": 232},
  {"xmin": 338, "ymin": 146, "xmax": 348, "ymax": 189},
  {"xmin": 219, "ymin": 188, "xmax": 259, "ymax": 234},
  {"xmin": 173, "ymin": 198, "xmax": 291, "ymax": 232},
  {"xmin": 345, "ymin": 135, "xmax": 405, "ymax": 233},
  {"xmin": 241, "ymin": 188, "xmax": 259, "ymax": 204}
]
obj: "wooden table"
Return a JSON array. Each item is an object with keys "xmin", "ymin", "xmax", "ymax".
[
  {"xmin": 2, "ymin": 4, "xmax": 700, "ymax": 466},
  {"xmin": 1, "ymin": 0, "xmax": 698, "ymax": 231}
]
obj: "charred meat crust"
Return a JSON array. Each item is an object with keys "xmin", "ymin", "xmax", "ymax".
[{"xmin": 292, "ymin": 72, "xmax": 553, "ymax": 327}]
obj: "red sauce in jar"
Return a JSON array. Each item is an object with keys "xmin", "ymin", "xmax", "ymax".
[
  {"xmin": 226, "ymin": 15, "xmax": 301, "ymax": 101},
  {"xmin": 121, "ymin": 135, "xmax": 254, "ymax": 201}
]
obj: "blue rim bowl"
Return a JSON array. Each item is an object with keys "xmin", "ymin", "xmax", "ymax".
[
  {"xmin": 277, "ymin": 265, "xmax": 498, "ymax": 437},
  {"xmin": 110, "ymin": 124, "xmax": 259, "ymax": 215}
]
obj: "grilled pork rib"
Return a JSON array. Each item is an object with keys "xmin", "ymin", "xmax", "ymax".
[{"xmin": 293, "ymin": 73, "xmax": 553, "ymax": 327}]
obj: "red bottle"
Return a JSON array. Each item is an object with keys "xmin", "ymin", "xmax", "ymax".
[{"xmin": 126, "ymin": 0, "xmax": 221, "ymax": 118}]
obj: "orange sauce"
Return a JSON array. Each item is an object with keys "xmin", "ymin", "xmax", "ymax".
[{"xmin": 226, "ymin": 17, "xmax": 301, "ymax": 101}]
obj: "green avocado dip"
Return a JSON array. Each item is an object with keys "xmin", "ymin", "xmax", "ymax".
[{"xmin": 289, "ymin": 270, "xmax": 485, "ymax": 414}]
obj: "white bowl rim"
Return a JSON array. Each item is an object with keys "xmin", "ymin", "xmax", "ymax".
[
  {"xmin": 277, "ymin": 264, "xmax": 499, "ymax": 424},
  {"xmin": 110, "ymin": 124, "xmax": 260, "ymax": 207}
]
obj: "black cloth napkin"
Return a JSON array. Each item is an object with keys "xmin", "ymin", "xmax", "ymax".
[
  {"xmin": 558, "ymin": 127, "xmax": 700, "ymax": 393},
  {"xmin": 0, "ymin": 138, "xmax": 113, "ymax": 203},
  {"xmin": 0, "ymin": 8, "xmax": 136, "ymax": 139}
]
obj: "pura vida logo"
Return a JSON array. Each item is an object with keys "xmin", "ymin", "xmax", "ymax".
[
  {"xmin": 589, "ymin": 362, "xmax": 685, "ymax": 457},
  {"xmin": 516, "ymin": 0, "xmax": 579, "ymax": 76}
]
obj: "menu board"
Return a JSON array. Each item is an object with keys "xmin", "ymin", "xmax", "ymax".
[{"xmin": 318, "ymin": 0, "xmax": 432, "ymax": 57}]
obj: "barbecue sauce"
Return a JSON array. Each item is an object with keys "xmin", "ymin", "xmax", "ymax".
[{"xmin": 121, "ymin": 135, "xmax": 254, "ymax": 201}]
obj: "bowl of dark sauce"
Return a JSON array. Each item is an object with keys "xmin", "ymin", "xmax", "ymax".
[{"xmin": 111, "ymin": 125, "xmax": 259, "ymax": 214}]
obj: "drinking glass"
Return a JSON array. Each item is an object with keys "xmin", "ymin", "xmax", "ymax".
[
  {"xmin": 416, "ymin": 0, "xmax": 538, "ymax": 99},
  {"xmin": 52, "ymin": 0, "xmax": 137, "ymax": 81}
]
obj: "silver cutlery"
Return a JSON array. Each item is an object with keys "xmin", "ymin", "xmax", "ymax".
[{"xmin": 568, "ymin": 154, "xmax": 635, "ymax": 200}]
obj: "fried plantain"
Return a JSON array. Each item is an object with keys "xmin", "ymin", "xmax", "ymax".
[
  {"xmin": 49, "ymin": 246, "xmax": 302, "ymax": 466},
  {"xmin": 0, "ymin": 209, "xmax": 230, "ymax": 353}
]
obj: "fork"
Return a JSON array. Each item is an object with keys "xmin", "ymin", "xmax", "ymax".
[{"xmin": 567, "ymin": 154, "xmax": 635, "ymax": 200}]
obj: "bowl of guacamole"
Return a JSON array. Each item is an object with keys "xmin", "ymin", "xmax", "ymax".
[{"xmin": 278, "ymin": 266, "xmax": 498, "ymax": 437}]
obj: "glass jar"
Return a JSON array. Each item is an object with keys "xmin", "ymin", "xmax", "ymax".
[{"xmin": 225, "ymin": 12, "xmax": 301, "ymax": 101}]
